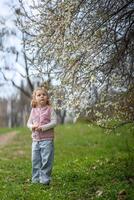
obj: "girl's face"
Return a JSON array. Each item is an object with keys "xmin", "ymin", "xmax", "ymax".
[{"xmin": 35, "ymin": 89, "xmax": 48, "ymax": 107}]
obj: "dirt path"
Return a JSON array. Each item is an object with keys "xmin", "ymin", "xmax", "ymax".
[{"xmin": 0, "ymin": 131, "xmax": 18, "ymax": 147}]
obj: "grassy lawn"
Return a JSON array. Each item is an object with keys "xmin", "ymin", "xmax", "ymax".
[
  {"xmin": 0, "ymin": 123, "xmax": 134, "ymax": 200},
  {"xmin": 0, "ymin": 128, "xmax": 16, "ymax": 135}
]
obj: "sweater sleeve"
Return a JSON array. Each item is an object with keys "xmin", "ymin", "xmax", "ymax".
[
  {"xmin": 40, "ymin": 108, "xmax": 57, "ymax": 131},
  {"xmin": 27, "ymin": 109, "xmax": 33, "ymax": 131}
]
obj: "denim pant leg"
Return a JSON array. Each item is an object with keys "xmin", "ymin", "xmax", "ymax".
[
  {"xmin": 32, "ymin": 141, "xmax": 41, "ymax": 183},
  {"xmin": 40, "ymin": 140, "xmax": 54, "ymax": 184}
]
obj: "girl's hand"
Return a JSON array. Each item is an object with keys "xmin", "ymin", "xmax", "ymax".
[
  {"xmin": 32, "ymin": 124, "xmax": 39, "ymax": 131},
  {"xmin": 35, "ymin": 127, "xmax": 42, "ymax": 131}
]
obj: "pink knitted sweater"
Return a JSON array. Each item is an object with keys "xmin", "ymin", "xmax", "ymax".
[{"xmin": 27, "ymin": 106, "xmax": 56, "ymax": 141}]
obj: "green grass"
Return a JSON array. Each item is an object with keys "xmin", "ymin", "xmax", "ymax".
[
  {"xmin": 0, "ymin": 123, "xmax": 134, "ymax": 200},
  {"xmin": 0, "ymin": 127, "xmax": 16, "ymax": 135}
]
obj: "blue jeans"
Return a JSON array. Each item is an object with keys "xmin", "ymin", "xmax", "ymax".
[{"xmin": 31, "ymin": 140, "xmax": 54, "ymax": 184}]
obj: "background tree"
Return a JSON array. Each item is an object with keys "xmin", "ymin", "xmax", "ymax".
[{"xmin": 16, "ymin": 0, "xmax": 134, "ymax": 125}]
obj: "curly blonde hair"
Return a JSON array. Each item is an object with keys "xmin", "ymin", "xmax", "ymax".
[{"xmin": 31, "ymin": 87, "xmax": 50, "ymax": 108}]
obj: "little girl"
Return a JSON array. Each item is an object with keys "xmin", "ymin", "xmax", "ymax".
[{"xmin": 27, "ymin": 87, "xmax": 57, "ymax": 185}]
